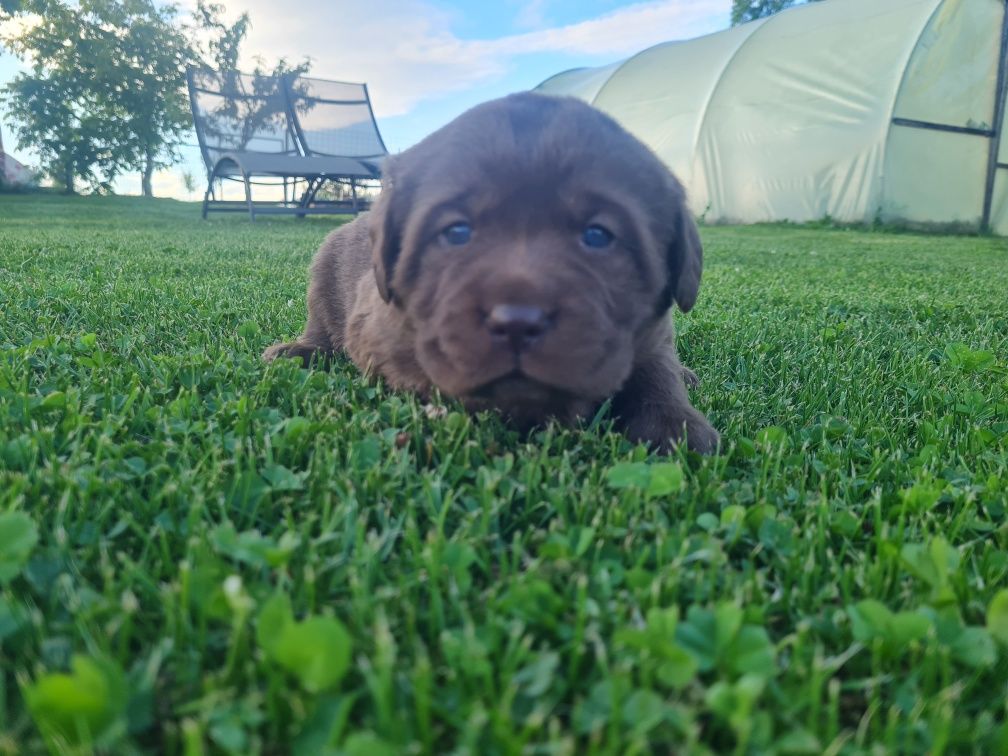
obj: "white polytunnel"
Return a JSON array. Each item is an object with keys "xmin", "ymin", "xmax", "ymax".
[{"xmin": 535, "ymin": 0, "xmax": 1008, "ymax": 234}]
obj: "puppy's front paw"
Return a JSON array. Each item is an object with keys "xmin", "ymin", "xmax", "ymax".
[
  {"xmin": 679, "ymin": 415, "xmax": 720, "ymax": 454},
  {"xmin": 622, "ymin": 406, "xmax": 720, "ymax": 455},
  {"xmin": 681, "ymin": 365, "xmax": 701, "ymax": 389},
  {"xmin": 262, "ymin": 341, "xmax": 331, "ymax": 369}
]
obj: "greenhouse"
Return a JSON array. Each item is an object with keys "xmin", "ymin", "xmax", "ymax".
[{"xmin": 536, "ymin": 0, "xmax": 1008, "ymax": 233}]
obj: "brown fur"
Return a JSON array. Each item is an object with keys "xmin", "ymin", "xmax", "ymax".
[{"xmin": 264, "ymin": 92, "xmax": 719, "ymax": 453}]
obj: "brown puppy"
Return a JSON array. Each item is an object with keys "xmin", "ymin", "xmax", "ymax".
[{"xmin": 264, "ymin": 92, "xmax": 719, "ymax": 453}]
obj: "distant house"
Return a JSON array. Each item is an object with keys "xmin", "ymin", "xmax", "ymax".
[
  {"xmin": 2, "ymin": 152, "xmax": 34, "ymax": 186},
  {"xmin": 0, "ymin": 129, "xmax": 35, "ymax": 186}
]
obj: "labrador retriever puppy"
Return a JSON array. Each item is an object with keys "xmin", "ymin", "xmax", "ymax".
[{"xmin": 264, "ymin": 92, "xmax": 719, "ymax": 453}]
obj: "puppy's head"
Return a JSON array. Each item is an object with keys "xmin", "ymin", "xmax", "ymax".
[{"xmin": 369, "ymin": 92, "xmax": 702, "ymax": 421}]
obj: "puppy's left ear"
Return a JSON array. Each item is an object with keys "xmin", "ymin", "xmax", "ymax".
[
  {"xmin": 369, "ymin": 157, "xmax": 405, "ymax": 304},
  {"xmin": 666, "ymin": 184, "xmax": 703, "ymax": 313}
]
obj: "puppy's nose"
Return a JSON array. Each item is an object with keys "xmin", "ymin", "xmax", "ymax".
[{"xmin": 486, "ymin": 304, "xmax": 552, "ymax": 352}]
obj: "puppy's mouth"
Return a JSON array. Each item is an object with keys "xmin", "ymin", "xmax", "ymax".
[{"xmin": 466, "ymin": 369, "xmax": 561, "ymax": 404}]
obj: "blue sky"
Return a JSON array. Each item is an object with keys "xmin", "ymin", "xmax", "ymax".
[{"xmin": 1, "ymin": 0, "xmax": 729, "ymax": 198}]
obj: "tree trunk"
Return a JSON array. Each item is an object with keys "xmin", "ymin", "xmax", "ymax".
[
  {"xmin": 63, "ymin": 162, "xmax": 75, "ymax": 195},
  {"xmin": 142, "ymin": 151, "xmax": 154, "ymax": 198}
]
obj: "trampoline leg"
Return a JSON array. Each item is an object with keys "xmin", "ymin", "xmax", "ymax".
[
  {"xmin": 202, "ymin": 173, "xmax": 216, "ymax": 220},
  {"xmin": 297, "ymin": 178, "xmax": 320, "ymax": 219},
  {"xmin": 243, "ymin": 172, "xmax": 256, "ymax": 221}
]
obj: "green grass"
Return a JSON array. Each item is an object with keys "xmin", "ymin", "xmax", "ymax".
[{"xmin": 1, "ymin": 193, "xmax": 1007, "ymax": 754}]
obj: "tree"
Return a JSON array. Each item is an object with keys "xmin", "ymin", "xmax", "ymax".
[
  {"xmin": 1, "ymin": 2, "xmax": 130, "ymax": 192},
  {"xmin": 731, "ymin": 0, "xmax": 824, "ymax": 26},
  {"xmin": 1, "ymin": 0, "xmax": 193, "ymax": 195},
  {"xmin": 2, "ymin": 0, "xmax": 309, "ymax": 196},
  {"xmin": 103, "ymin": 0, "xmax": 194, "ymax": 197},
  {"xmin": 194, "ymin": 1, "xmax": 250, "ymax": 74}
]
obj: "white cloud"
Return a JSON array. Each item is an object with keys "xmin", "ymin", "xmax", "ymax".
[
  {"xmin": 486, "ymin": 0, "xmax": 727, "ymax": 56},
  {"xmin": 514, "ymin": 0, "xmax": 550, "ymax": 30},
  {"xmin": 229, "ymin": 0, "xmax": 727, "ymax": 117}
]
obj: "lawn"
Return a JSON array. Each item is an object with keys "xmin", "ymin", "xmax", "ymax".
[{"xmin": 1, "ymin": 193, "xmax": 1007, "ymax": 754}]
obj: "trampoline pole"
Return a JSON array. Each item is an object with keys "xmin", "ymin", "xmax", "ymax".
[{"xmin": 982, "ymin": 1, "xmax": 1008, "ymax": 232}]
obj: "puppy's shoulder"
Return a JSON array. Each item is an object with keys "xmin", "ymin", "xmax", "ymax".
[
  {"xmin": 311, "ymin": 213, "xmax": 373, "ymax": 273},
  {"xmin": 303, "ymin": 213, "xmax": 378, "ymax": 352}
]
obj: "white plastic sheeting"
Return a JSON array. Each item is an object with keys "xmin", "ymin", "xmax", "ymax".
[{"xmin": 535, "ymin": 0, "xmax": 1008, "ymax": 233}]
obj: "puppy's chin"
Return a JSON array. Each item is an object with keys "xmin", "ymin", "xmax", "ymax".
[
  {"xmin": 468, "ymin": 372, "xmax": 555, "ymax": 403},
  {"xmin": 421, "ymin": 349, "xmax": 629, "ymax": 412},
  {"xmin": 415, "ymin": 331, "xmax": 634, "ymax": 408},
  {"xmin": 457, "ymin": 373, "xmax": 594, "ymax": 429}
]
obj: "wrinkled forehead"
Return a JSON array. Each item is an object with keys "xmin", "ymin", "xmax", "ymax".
[{"xmin": 398, "ymin": 96, "xmax": 669, "ymax": 222}]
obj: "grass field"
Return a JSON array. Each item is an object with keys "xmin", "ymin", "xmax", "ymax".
[{"xmin": 1, "ymin": 193, "xmax": 1007, "ymax": 754}]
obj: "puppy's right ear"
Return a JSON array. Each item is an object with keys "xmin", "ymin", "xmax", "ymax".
[
  {"xmin": 653, "ymin": 176, "xmax": 703, "ymax": 316},
  {"xmin": 670, "ymin": 196, "xmax": 703, "ymax": 313},
  {"xmin": 369, "ymin": 157, "xmax": 403, "ymax": 304}
]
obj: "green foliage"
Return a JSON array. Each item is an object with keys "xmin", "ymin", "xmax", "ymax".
[
  {"xmin": 0, "ymin": 511, "xmax": 38, "ymax": 583},
  {"xmin": 705, "ymin": 674, "xmax": 768, "ymax": 749},
  {"xmin": 847, "ymin": 600, "xmax": 931, "ymax": 654},
  {"xmin": 900, "ymin": 536, "xmax": 961, "ymax": 605},
  {"xmin": 944, "ymin": 341, "xmax": 999, "ymax": 374},
  {"xmin": 605, "ymin": 460, "xmax": 684, "ymax": 497},
  {"xmin": 676, "ymin": 603, "xmax": 777, "ymax": 679},
  {"xmin": 845, "ymin": 600, "xmax": 999, "ymax": 670},
  {"xmin": 988, "ymin": 590, "xmax": 1008, "ymax": 646},
  {"xmin": 257, "ymin": 593, "xmax": 353, "ymax": 693},
  {"xmin": 23, "ymin": 655, "xmax": 128, "ymax": 752},
  {"xmin": 731, "ymin": 0, "xmax": 825, "ymax": 26},
  {"xmin": 1, "ymin": 194, "xmax": 1007, "ymax": 751},
  {"xmin": 615, "ymin": 607, "xmax": 698, "ymax": 689}
]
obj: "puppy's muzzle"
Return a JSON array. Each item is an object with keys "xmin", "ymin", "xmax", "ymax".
[{"xmin": 485, "ymin": 304, "xmax": 554, "ymax": 354}]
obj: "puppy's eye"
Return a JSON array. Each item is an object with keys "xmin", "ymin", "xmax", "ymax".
[
  {"xmin": 442, "ymin": 222, "xmax": 472, "ymax": 246},
  {"xmin": 581, "ymin": 224, "xmax": 614, "ymax": 249}
]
